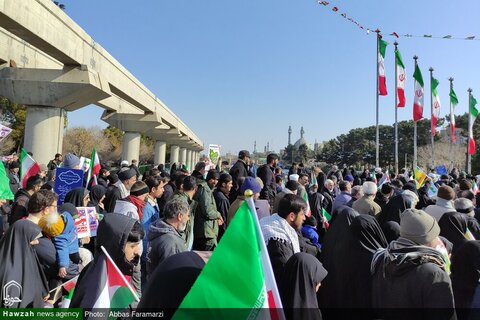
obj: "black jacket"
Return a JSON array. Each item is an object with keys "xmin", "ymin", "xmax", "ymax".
[
  {"xmin": 266, "ymin": 239, "xmax": 294, "ymax": 285},
  {"xmin": 97, "ymin": 176, "xmax": 109, "ymax": 189},
  {"xmin": 257, "ymin": 164, "xmax": 277, "ymax": 205},
  {"xmin": 9, "ymin": 189, "xmax": 30, "ymax": 224},
  {"xmin": 371, "ymin": 242, "xmax": 456, "ymax": 320},
  {"xmin": 229, "ymin": 159, "xmax": 249, "ymax": 201}
]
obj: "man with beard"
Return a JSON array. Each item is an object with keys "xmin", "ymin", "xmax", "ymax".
[
  {"xmin": 257, "ymin": 153, "xmax": 278, "ymax": 208},
  {"xmin": 146, "ymin": 199, "xmax": 190, "ymax": 276},
  {"xmin": 260, "ymin": 194, "xmax": 307, "ymax": 284}
]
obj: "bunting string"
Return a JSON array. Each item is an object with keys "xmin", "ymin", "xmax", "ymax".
[{"xmin": 317, "ymin": 1, "xmax": 479, "ymax": 41}]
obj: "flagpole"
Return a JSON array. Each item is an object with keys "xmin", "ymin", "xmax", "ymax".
[
  {"xmin": 394, "ymin": 41, "xmax": 399, "ymax": 175},
  {"xmin": 467, "ymin": 88, "xmax": 472, "ymax": 173},
  {"xmin": 448, "ymin": 77, "xmax": 454, "ymax": 171},
  {"xmin": 375, "ymin": 32, "xmax": 380, "ymax": 168},
  {"xmin": 429, "ymin": 67, "xmax": 435, "ymax": 168},
  {"xmin": 413, "ymin": 56, "xmax": 418, "ymax": 171}
]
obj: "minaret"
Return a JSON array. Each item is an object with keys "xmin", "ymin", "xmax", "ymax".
[
  {"xmin": 300, "ymin": 126, "xmax": 305, "ymax": 139},
  {"xmin": 254, "ymin": 140, "xmax": 257, "ymax": 154},
  {"xmin": 288, "ymin": 126, "xmax": 292, "ymax": 145},
  {"xmin": 267, "ymin": 142, "xmax": 270, "ymax": 152}
]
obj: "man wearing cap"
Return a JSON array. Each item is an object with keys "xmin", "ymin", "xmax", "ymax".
[
  {"xmin": 114, "ymin": 181, "xmax": 149, "ymax": 220},
  {"xmin": 227, "ymin": 176, "xmax": 262, "ymax": 225},
  {"xmin": 371, "ymin": 208, "xmax": 455, "ymax": 318},
  {"xmin": 353, "ymin": 181, "xmax": 381, "ymax": 216},
  {"xmin": 104, "ymin": 168, "xmax": 137, "ymax": 213},
  {"xmin": 424, "ymin": 185, "xmax": 456, "ymax": 222},
  {"xmin": 62, "ymin": 153, "xmax": 81, "ymax": 169},
  {"xmin": 257, "ymin": 153, "xmax": 278, "ymax": 208},
  {"xmin": 229, "ymin": 150, "xmax": 251, "ymax": 203},
  {"xmin": 192, "ymin": 165, "xmax": 223, "ymax": 251}
]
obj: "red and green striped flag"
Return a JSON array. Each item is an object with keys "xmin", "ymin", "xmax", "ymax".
[
  {"xmin": 378, "ymin": 37, "xmax": 388, "ymax": 96},
  {"xmin": 431, "ymin": 76, "xmax": 441, "ymax": 136},
  {"xmin": 86, "ymin": 146, "xmax": 101, "ymax": 188},
  {"xmin": 413, "ymin": 63, "xmax": 424, "ymax": 121},
  {"xmin": 468, "ymin": 94, "xmax": 478, "ymax": 155},
  {"xmin": 450, "ymin": 87, "xmax": 458, "ymax": 143},
  {"xmin": 395, "ymin": 48, "xmax": 406, "ymax": 107},
  {"xmin": 20, "ymin": 148, "xmax": 40, "ymax": 188},
  {"xmin": 173, "ymin": 197, "xmax": 284, "ymax": 320}
]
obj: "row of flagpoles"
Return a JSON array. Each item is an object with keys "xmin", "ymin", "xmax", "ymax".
[{"xmin": 375, "ymin": 33, "xmax": 479, "ymax": 174}]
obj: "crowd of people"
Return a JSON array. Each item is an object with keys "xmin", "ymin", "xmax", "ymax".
[{"xmin": 0, "ymin": 149, "xmax": 480, "ymax": 320}]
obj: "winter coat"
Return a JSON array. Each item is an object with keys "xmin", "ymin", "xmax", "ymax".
[
  {"xmin": 114, "ymin": 199, "xmax": 139, "ymax": 220},
  {"xmin": 257, "ymin": 164, "xmax": 277, "ymax": 205},
  {"xmin": 266, "ymin": 238, "xmax": 295, "ymax": 285},
  {"xmin": 146, "ymin": 219, "xmax": 186, "ymax": 276},
  {"xmin": 371, "ymin": 239, "xmax": 456, "ymax": 320},
  {"xmin": 353, "ymin": 195, "xmax": 381, "ymax": 216},
  {"xmin": 8, "ymin": 170, "xmax": 20, "ymax": 195},
  {"xmin": 141, "ymin": 199, "xmax": 159, "ymax": 261},
  {"xmin": 193, "ymin": 179, "xmax": 221, "ymax": 240},
  {"xmin": 51, "ymin": 212, "xmax": 79, "ymax": 268},
  {"xmin": 332, "ymin": 191, "xmax": 352, "ymax": 214},
  {"xmin": 9, "ymin": 189, "xmax": 30, "ymax": 224},
  {"xmin": 172, "ymin": 191, "xmax": 197, "ymax": 249}
]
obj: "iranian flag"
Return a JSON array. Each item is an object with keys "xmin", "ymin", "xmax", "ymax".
[
  {"xmin": 90, "ymin": 246, "xmax": 139, "ymax": 308},
  {"xmin": 173, "ymin": 197, "xmax": 284, "ymax": 320},
  {"xmin": 20, "ymin": 148, "xmax": 40, "ymax": 189},
  {"xmin": 468, "ymin": 94, "xmax": 479, "ymax": 155},
  {"xmin": 449, "ymin": 87, "xmax": 458, "ymax": 143},
  {"xmin": 378, "ymin": 37, "xmax": 388, "ymax": 96},
  {"xmin": 0, "ymin": 161, "xmax": 14, "ymax": 200},
  {"xmin": 431, "ymin": 77, "xmax": 441, "ymax": 136},
  {"xmin": 395, "ymin": 48, "xmax": 406, "ymax": 107},
  {"xmin": 413, "ymin": 63, "xmax": 424, "ymax": 121},
  {"xmin": 86, "ymin": 146, "xmax": 101, "ymax": 187}
]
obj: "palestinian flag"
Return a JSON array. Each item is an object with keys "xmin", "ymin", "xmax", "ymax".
[
  {"xmin": 431, "ymin": 77, "xmax": 441, "ymax": 136},
  {"xmin": 395, "ymin": 48, "xmax": 406, "ymax": 107},
  {"xmin": 86, "ymin": 146, "xmax": 101, "ymax": 188},
  {"xmin": 413, "ymin": 63, "xmax": 424, "ymax": 121},
  {"xmin": 450, "ymin": 87, "xmax": 458, "ymax": 143},
  {"xmin": 469, "ymin": 94, "xmax": 479, "ymax": 155},
  {"xmin": 378, "ymin": 170, "xmax": 391, "ymax": 187},
  {"xmin": 378, "ymin": 37, "xmax": 388, "ymax": 96},
  {"xmin": 173, "ymin": 198, "xmax": 284, "ymax": 320},
  {"xmin": 0, "ymin": 161, "xmax": 13, "ymax": 200},
  {"xmin": 20, "ymin": 148, "xmax": 40, "ymax": 189},
  {"xmin": 91, "ymin": 246, "xmax": 139, "ymax": 308}
]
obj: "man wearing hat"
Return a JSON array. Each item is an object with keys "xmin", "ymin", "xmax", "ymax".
[
  {"xmin": 104, "ymin": 168, "xmax": 137, "ymax": 213},
  {"xmin": 228, "ymin": 150, "xmax": 251, "ymax": 203},
  {"xmin": 62, "ymin": 153, "xmax": 81, "ymax": 169},
  {"xmin": 371, "ymin": 209, "xmax": 455, "ymax": 317},
  {"xmin": 114, "ymin": 181, "xmax": 149, "ymax": 220},
  {"xmin": 227, "ymin": 176, "xmax": 262, "ymax": 225},
  {"xmin": 424, "ymin": 185, "xmax": 456, "ymax": 222}
]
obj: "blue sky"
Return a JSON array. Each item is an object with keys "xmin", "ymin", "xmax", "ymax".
[{"xmin": 64, "ymin": 1, "xmax": 480, "ymax": 155}]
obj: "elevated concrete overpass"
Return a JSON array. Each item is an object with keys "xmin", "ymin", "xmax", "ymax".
[{"xmin": 0, "ymin": 0, "xmax": 203, "ymax": 167}]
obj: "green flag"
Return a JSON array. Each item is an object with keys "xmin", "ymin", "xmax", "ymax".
[
  {"xmin": 173, "ymin": 200, "xmax": 283, "ymax": 319},
  {"xmin": 322, "ymin": 208, "xmax": 332, "ymax": 222},
  {"xmin": 0, "ymin": 161, "xmax": 14, "ymax": 200}
]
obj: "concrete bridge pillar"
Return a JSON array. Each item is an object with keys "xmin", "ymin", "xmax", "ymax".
[
  {"xmin": 179, "ymin": 148, "xmax": 187, "ymax": 167},
  {"xmin": 170, "ymin": 145, "xmax": 180, "ymax": 165},
  {"xmin": 186, "ymin": 150, "xmax": 193, "ymax": 171},
  {"xmin": 122, "ymin": 132, "xmax": 141, "ymax": 164},
  {"xmin": 24, "ymin": 106, "xmax": 64, "ymax": 166},
  {"xmin": 154, "ymin": 141, "xmax": 167, "ymax": 166}
]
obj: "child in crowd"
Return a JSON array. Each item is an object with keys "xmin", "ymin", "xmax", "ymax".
[{"xmin": 301, "ymin": 216, "xmax": 322, "ymax": 250}]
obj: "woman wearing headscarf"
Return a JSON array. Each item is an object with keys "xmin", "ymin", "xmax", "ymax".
[
  {"xmin": 318, "ymin": 206, "xmax": 359, "ymax": 311},
  {"xmin": 438, "ymin": 211, "xmax": 469, "ymax": 256},
  {"xmin": 87, "ymin": 185, "xmax": 107, "ymax": 215},
  {"xmin": 334, "ymin": 215, "xmax": 388, "ymax": 317},
  {"xmin": 138, "ymin": 251, "xmax": 209, "ymax": 319},
  {"xmin": 70, "ymin": 213, "xmax": 144, "ymax": 307},
  {"xmin": 64, "ymin": 187, "xmax": 90, "ymax": 207},
  {"xmin": 382, "ymin": 221, "xmax": 401, "ymax": 243},
  {"xmin": 450, "ymin": 241, "xmax": 480, "ymax": 319},
  {"xmin": 0, "ymin": 220, "xmax": 49, "ymax": 307},
  {"xmin": 279, "ymin": 253, "xmax": 328, "ymax": 320}
]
